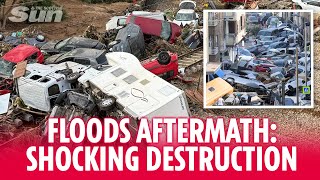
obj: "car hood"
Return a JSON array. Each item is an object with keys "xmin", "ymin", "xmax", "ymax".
[
  {"xmin": 44, "ymin": 53, "xmax": 65, "ymax": 64},
  {"xmin": 40, "ymin": 40, "xmax": 60, "ymax": 50}
]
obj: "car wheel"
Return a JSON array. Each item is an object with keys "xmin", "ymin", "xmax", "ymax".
[
  {"xmin": 157, "ymin": 51, "xmax": 171, "ymax": 65},
  {"xmin": 98, "ymin": 97, "xmax": 116, "ymax": 111},
  {"xmin": 226, "ymin": 78, "xmax": 235, "ymax": 85},
  {"xmin": 248, "ymin": 65, "xmax": 253, "ymax": 70},
  {"xmin": 66, "ymin": 72, "xmax": 81, "ymax": 83}
]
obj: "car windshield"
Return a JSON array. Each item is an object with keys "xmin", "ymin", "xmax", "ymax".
[
  {"xmin": 55, "ymin": 38, "xmax": 70, "ymax": 49},
  {"xmin": 258, "ymin": 31, "xmax": 271, "ymax": 36},
  {"xmin": 160, "ymin": 21, "xmax": 171, "ymax": 41},
  {"xmin": 0, "ymin": 58, "xmax": 14, "ymax": 77},
  {"xmin": 118, "ymin": 18, "xmax": 127, "ymax": 26},
  {"xmin": 175, "ymin": 13, "xmax": 194, "ymax": 21},
  {"xmin": 249, "ymin": 16, "xmax": 257, "ymax": 21},
  {"xmin": 238, "ymin": 48, "xmax": 251, "ymax": 56},
  {"xmin": 96, "ymin": 51, "xmax": 108, "ymax": 64}
]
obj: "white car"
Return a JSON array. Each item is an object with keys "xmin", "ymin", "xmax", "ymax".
[
  {"xmin": 173, "ymin": 1, "xmax": 199, "ymax": 27},
  {"xmin": 285, "ymin": 78, "xmax": 309, "ymax": 92},
  {"xmin": 292, "ymin": 0, "xmax": 320, "ymax": 12},
  {"xmin": 16, "ymin": 62, "xmax": 89, "ymax": 112}
]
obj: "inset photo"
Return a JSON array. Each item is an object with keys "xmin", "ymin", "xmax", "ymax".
[{"xmin": 203, "ymin": 10, "xmax": 313, "ymax": 108}]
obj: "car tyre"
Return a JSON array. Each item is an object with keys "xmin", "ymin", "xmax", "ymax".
[
  {"xmin": 157, "ymin": 51, "xmax": 171, "ymax": 65},
  {"xmin": 98, "ymin": 97, "xmax": 116, "ymax": 111},
  {"xmin": 67, "ymin": 72, "xmax": 81, "ymax": 83}
]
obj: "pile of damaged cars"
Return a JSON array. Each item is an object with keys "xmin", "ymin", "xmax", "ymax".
[
  {"xmin": 0, "ymin": 6, "xmax": 204, "ymax": 141},
  {"xmin": 206, "ymin": 12, "xmax": 312, "ymax": 107}
]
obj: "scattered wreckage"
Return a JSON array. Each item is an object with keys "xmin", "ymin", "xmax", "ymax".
[
  {"xmin": 0, "ymin": 44, "xmax": 44, "ymax": 91},
  {"xmin": 46, "ymin": 53, "xmax": 190, "ymax": 138},
  {"xmin": 0, "ymin": 5, "xmax": 204, "ymax": 145}
]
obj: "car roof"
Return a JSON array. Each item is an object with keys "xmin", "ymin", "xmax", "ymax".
[
  {"xmin": 3, "ymin": 44, "xmax": 39, "ymax": 63},
  {"xmin": 65, "ymin": 48, "xmax": 105, "ymax": 58},
  {"xmin": 68, "ymin": 37, "xmax": 101, "ymax": 48}
]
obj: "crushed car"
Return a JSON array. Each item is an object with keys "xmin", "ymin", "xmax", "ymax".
[
  {"xmin": 0, "ymin": 44, "xmax": 44, "ymax": 86},
  {"xmin": 109, "ymin": 23, "xmax": 146, "ymax": 59},
  {"xmin": 15, "ymin": 62, "xmax": 89, "ymax": 112},
  {"xmin": 45, "ymin": 48, "xmax": 108, "ymax": 66},
  {"xmin": 126, "ymin": 15, "xmax": 182, "ymax": 43},
  {"xmin": 173, "ymin": 1, "xmax": 199, "ymax": 27},
  {"xmin": 40, "ymin": 37, "xmax": 106, "ymax": 56}
]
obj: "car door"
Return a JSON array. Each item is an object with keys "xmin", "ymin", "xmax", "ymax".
[{"xmin": 48, "ymin": 84, "xmax": 61, "ymax": 108}]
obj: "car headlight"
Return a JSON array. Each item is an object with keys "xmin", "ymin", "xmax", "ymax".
[{"xmin": 41, "ymin": 50, "xmax": 48, "ymax": 55}]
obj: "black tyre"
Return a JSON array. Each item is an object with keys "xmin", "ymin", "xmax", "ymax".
[
  {"xmin": 98, "ymin": 97, "xmax": 116, "ymax": 111},
  {"xmin": 157, "ymin": 51, "xmax": 171, "ymax": 65},
  {"xmin": 67, "ymin": 72, "xmax": 81, "ymax": 83}
]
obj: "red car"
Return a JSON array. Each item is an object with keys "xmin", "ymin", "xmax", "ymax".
[
  {"xmin": 141, "ymin": 51, "xmax": 178, "ymax": 80},
  {"xmin": 0, "ymin": 44, "xmax": 44, "ymax": 78},
  {"xmin": 255, "ymin": 63, "xmax": 276, "ymax": 72},
  {"xmin": 126, "ymin": 15, "xmax": 182, "ymax": 43}
]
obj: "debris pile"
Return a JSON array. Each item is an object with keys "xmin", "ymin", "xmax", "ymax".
[{"xmin": 257, "ymin": 0, "xmax": 294, "ymax": 9}]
